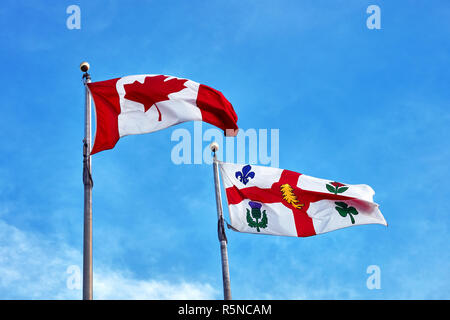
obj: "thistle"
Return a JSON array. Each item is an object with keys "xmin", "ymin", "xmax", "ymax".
[{"xmin": 246, "ymin": 201, "xmax": 268, "ymax": 232}]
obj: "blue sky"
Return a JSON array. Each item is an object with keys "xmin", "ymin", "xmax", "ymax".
[{"xmin": 0, "ymin": 0, "xmax": 449, "ymax": 299}]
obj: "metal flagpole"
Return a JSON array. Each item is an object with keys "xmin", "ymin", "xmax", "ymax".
[
  {"xmin": 210, "ymin": 142, "xmax": 232, "ymax": 300},
  {"xmin": 81, "ymin": 61, "xmax": 93, "ymax": 300}
]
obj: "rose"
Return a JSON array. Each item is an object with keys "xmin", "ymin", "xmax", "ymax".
[
  {"xmin": 326, "ymin": 181, "xmax": 349, "ymax": 194},
  {"xmin": 330, "ymin": 181, "xmax": 345, "ymax": 188}
]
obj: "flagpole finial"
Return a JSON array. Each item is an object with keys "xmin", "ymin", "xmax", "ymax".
[
  {"xmin": 80, "ymin": 62, "xmax": 91, "ymax": 82},
  {"xmin": 80, "ymin": 61, "xmax": 90, "ymax": 73},
  {"xmin": 210, "ymin": 142, "xmax": 219, "ymax": 153}
]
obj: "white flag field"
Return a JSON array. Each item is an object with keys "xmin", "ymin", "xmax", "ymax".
[{"xmin": 219, "ymin": 162, "xmax": 387, "ymax": 237}]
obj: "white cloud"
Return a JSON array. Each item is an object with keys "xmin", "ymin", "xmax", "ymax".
[
  {"xmin": 0, "ymin": 219, "xmax": 217, "ymax": 300},
  {"xmin": 93, "ymin": 270, "xmax": 217, "ymax": 300},
  {"xmin": 0, "ymin": 219, "xmax": 79, "ymax": 299}
]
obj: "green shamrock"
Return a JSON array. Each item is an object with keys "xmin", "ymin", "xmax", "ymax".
[{"xmin": 334, "ymin": 202, "xmax": 358, "ymax": 224}]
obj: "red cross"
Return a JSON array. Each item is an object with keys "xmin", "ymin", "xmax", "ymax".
[{"xmin": 225, "ymin": 169, "xmax": 358, "ymax": 237}]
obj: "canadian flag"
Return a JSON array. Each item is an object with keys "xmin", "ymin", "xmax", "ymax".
[
  {"xmin": 220, "ymin": 162, "xmax": 387, "ymax": 237},
  {"xmin": 87, "ymin": 74, "xmax": 238, "ymax": 154}
]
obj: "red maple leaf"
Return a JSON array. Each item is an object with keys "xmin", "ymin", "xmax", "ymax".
[{"xmin": 123, "ymin": 75, "xmax": 188, "ymax": 121}]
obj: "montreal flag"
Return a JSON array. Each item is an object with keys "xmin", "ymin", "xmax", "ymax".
[
  {"xmin": 220, "ymin": 162, "xmax": 387, "ymax": 237},
  {"xmin": 87, "ymin": 74, "xmax": 238, "ymax": 154}
]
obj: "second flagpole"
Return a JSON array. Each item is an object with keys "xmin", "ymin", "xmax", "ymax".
[{"xmin": 210, "ymin": 142, "xmax": 232, "ymax": 300}]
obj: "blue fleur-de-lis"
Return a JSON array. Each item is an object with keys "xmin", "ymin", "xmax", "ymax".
[{"xmin": 235, "ymin": 165, "xmax": 255, "ymax": 185}]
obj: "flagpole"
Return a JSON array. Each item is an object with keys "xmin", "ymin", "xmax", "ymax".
[
  {"xmin": 81, "ymin": 62, "xmax": 93, "ymax": 300},
  {"xmin": 210, "ymin": 142, "xmax": 232, "ymax": 300}
]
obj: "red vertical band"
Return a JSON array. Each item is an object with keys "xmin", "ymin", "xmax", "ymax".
[
  {"xmin": 274, "ymin": 170, "xmax": 316, "ymax": 237},
  {"xmin": 196, "ymin": 84, "xmax": 238, "ymax": 136},
  {"xmin": 87, "ymin": 78, "xmax": 121, "ymax": 155}
]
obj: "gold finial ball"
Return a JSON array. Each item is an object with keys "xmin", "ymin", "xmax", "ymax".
[
  {"xmin": 80, "ymin": 61, "xmax": 90, "ymax": 72},
  {"xmin": 210, "ymin": 142, "xmax": 219, "ymax": 153}
]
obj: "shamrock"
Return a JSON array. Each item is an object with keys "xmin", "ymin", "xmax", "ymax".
[{"xmin": 334, "ymin": 202, "xmax": 359, "ymax": 224}]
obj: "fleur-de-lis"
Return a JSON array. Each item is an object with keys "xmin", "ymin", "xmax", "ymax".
[{"xmin": 235, "ymin": 165, "xmax": 255, "ymax": 185}]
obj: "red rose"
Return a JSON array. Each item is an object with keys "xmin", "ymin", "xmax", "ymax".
[{"xmin": 331, "ymin": 181, "xmax": 345, "ymax": 188}]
